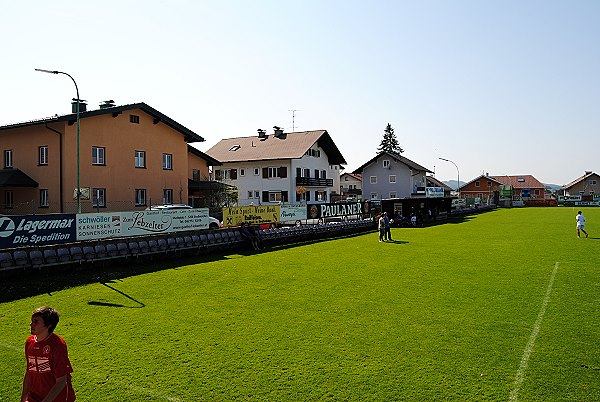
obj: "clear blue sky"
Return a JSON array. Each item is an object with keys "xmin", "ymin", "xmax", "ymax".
[{"xmin": 2, "ymin": 1, "xmax": 598, "ymax": 185}]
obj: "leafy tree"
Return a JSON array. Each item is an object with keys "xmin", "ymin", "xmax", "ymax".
[{"xmin": 377, "ymin": 123, "xmax": 403, "ymax": 154}]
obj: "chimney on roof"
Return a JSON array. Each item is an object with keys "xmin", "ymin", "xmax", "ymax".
[
  {"xmin": 585, "ymin": 171, "xmax": 592, "ymax": 175},
  {"xmin": 257, "ymin": 129, "xmax": 266, "ymax": 138},
  {"xmin": 273, "ymin": 125, "xmax": 284, "ymax": 138},
  {"xmin": 100, "ymin": 100, "xmax": 116, "ymax": 109},
  {"xmin": 71, "ymin": 98, "xmax": 87, "ymax": 113}
]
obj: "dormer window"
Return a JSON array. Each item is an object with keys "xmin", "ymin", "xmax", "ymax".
[{"xmin": 229, "ymin": 145, "xmax": 241, "ymax": 152}]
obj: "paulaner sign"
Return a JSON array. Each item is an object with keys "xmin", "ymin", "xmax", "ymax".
[
  {"xmin": 307, "ymin": 202, "xmax": 365, "ymax": 219},
  {"xmin": 0, "ymin": 214, "xmax": 76, "ymax": 248}
]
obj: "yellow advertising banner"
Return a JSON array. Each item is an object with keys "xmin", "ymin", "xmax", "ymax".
[{"xmin": 222, "ymin": 205, "xmax": 281, "ymax": 227}]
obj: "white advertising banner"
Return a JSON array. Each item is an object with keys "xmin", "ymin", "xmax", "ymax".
[
  {"xmin": 76, "ymin": 209, "xmax": 211, "ymax": 240},
  {"xmin": 280, "ymin": 204, "xmax": 307, "ymax": 222},
  {"xmin": 425, "ymin": 187, "xmax": 444, "ymax": 198}
]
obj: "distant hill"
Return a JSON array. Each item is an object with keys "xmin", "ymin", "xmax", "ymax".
[
  {"xmin": 544, "ymin": 183, "xmax": 562, "ymax": 191},
  {"xmin": 443, "ymin": 180, "xmax": 464, "ymax": 190}
]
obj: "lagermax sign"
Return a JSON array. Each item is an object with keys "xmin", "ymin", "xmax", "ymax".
[{"xmin": 0, "ymin": 214, "xmax": 76, "ymax": 247}]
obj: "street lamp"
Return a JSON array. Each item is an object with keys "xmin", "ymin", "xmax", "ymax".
[
  {"xmin": 439, "ymin": 157, "xmax": 460, "ymax": 197},
  {"xmin": 35, "ymin": 68, "xmax": 82, "ymax": 213}
]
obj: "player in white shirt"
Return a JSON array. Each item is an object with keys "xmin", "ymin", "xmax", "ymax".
[{"xmin": 576, "ymin": 210, "xmax": 589, "ymax": 238}]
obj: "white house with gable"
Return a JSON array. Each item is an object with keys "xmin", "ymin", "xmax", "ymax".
[{"xmin": 204, "ymin": 128, "xmax": 346, "ymax": 205}]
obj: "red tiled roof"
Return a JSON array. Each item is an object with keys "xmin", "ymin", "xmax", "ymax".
[{"xmin": 490, "ymin": 175, "xmax": 545, "ymax": 189}]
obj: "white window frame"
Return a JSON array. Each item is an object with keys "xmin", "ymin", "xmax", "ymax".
[
  {"xmin": 240, "ymin": 168, "xmax": 245, "ymax": 177},
  {"xmin": 254, "ymin": 168, "xmax": 260, "ymax": 176},
  {"xmin": 162, "ymin": 153, "xmax": 173, "ymax": 170},
  {"xmin": 370, "ymin": 192, "xmax": 378, "ymax": 200},
  {"xmin": 590, "ymin": 180, "xmax": 597, "ymax": 185},
  {"xmin": 254, "ymin": 191, "xmax": 260, "ymax": 198},
  {"xmin": 40, "ymin": 189, "xmax": 49, "ymax": 207},
  {"xmin": 39, "ymin": 146, "xmax": 49, "ymax": 165},
  {"xmin": 135, "ymin": 189, "xmax": 147, "ymax": 206},
  {"xmin": 92, "ymin": 146, "xmax": 105, "ymax": 165},
  {"xmin": 268, "ymin": 167, "xmax": 278, "ymax": 178},
  {"xmin": 4, "ymin": 150, "xmax": 12, "ymax": 168},
  {"xmin": 163, "ymin": 189, "xmax": 173, "ymax": 204},
  {"xmin": 92, "ymin": 188, "xmax": 106, "ymax": 207},
  {"xmin": 383, "ymin": 160, "xmax": 391, "ymax": 168},
  {"xmin": 135, "ymin": 151, "xmax": 146, "ymax": 168},
  {"xmin": 370, "ymin": 176, "xmax": 377, "ymax": 184},
  {"xmin": 269, "ymin": 191, "xmax": 282, "ymax": 202},
  {"xmin": 389, "ymin": 192, "xmax": 397, "ymax": 198},
  {"xmin": 389, "ymin": 175, "xmax": 396, "ymax": 183}
]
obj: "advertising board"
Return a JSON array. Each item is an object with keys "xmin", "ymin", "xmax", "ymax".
[
  {"xmin": 280, "ymin": 204, "xmax": 307, "ymax": 222},
  {"xmin": 425, "ymin": 187, "xmax": 444, "ymax": 198},
  {"xmin": 306, "ymin": 202, "xmax": 366, "ymax": 219},
  {"xmin": 222, "ymin": 205, "xmax": 280, "ymax": 227},
  {"xmin": 0, "ymin": 214, "xmax": 76, "ymax": 248},
  {"xmin": 76, "ymin": 209, "xmax": 211, "ymax": 241}
]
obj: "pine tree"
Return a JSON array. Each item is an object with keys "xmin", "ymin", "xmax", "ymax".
[{"xmin": 377, "ymin": 123, "xmax": 403, "ymax": 154}]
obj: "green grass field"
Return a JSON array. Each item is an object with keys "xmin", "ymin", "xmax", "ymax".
[{"xmin": 1, "ymin": 207, "xmax": 599, "ymax": 401}]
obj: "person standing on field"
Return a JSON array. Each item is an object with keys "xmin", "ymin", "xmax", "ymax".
[
  {"xmin": 378, "ymin": 213, "xmax": 386, "ymax": 242},
  {"xmin": 21, "ymin": 306, "xmax": 75, "ymax": 402},
  {"xmin": 576, "ymin": 210, "xmax": 589, "ymax": 238}
]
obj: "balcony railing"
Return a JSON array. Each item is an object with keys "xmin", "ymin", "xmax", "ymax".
[{"xmin": 296, "ymin": 177, "xmax": 333, "ymax": 187}]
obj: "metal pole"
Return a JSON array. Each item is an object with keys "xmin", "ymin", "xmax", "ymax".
[
  {"xmin": 439, "ymin": 157, "xmax": 460, "ymax": 198},
  {"xmin": 35, "ymin": 69, "xmax": 82, "ymax": 213}
]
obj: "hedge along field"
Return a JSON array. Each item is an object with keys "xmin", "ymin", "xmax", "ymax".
[{"xmin": 1, "ymin": 207, "xmax": 599, "ymax": 401}]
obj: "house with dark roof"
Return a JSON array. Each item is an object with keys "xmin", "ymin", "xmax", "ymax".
[
  {"xmin": 352, "ymin": 151, "xmax": 432, "ymax": 200},
  {"xmin": 561, "ymin": 171, "xmax": 600, "ymax": 197},
  {"xmin": 0, "ymin": 101, "xmax": 219, "ymax": 214},
  {"xmin": 204, "ymin": 128, "xmax": 346, "ymax": 205}
]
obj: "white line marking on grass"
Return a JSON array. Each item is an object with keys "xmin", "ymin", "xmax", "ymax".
[
  {"xmin": 1, "ymin": 341, "xmax": 181, "ymax": 402},
  {"xmin": 509, "ymin": 261, "xmax": 559, "ymax": 402}
]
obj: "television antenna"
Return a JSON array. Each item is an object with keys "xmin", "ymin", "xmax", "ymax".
[{"xmin": 288, "ymin": 109, "xmax": 302, "ymax": 132}]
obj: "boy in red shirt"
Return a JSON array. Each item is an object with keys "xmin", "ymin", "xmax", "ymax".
[{"xmin": 21, "ymin": 306, "xmax": 75, "ymax": 402}]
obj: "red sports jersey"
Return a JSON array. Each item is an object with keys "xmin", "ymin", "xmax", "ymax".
[{"xmin": 24, "ymin": 333, "xmax": 75, "ymax": 402}]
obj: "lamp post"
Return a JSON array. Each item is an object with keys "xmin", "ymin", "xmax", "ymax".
[
  {"xmin": 439, "ymin": 157, "xmax": 460, "ymax": 197},
  {"xmin": 35, "ymin": 68, "xmax": 82, "ymax": 213}
]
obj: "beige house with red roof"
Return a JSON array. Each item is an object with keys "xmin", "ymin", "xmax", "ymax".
[
  {"xmin": 561, "ymin": 171, "xmax": 600, "ymax": 196},
  {"xmin": 205, "ymin": 128, "xmax": 346, "ymax": 205}
]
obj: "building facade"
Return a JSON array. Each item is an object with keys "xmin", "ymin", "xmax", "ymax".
[
  {"xmin": 561, "ymin": 171, "xmax": 600, "ymax": 196},
  {"xmin": 352, "ymin": 151, "xmax": 432, "ymax": 200},
  {"xmin": 205, "ymin": 129, "xmax": 346, "ymax": 206},
  {"xmin": 0, "ymin": 102, "xmax": 209, "ymax": 214}
]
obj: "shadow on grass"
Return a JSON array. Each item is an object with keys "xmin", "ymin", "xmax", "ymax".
[
  {"xmin": 0, "ymin": 231, "xmax": 379, "ymax": 303},
  {"xmin": 87, "ymin": 282, "xmax": 146, "ymax": 308},
  {"xmin": 0, "ymin": 252, "xmax": 234, "ymax": 304},
  {"xmin": 380, "ymin": 239, "xmax": 409, "ymax": 244}
]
